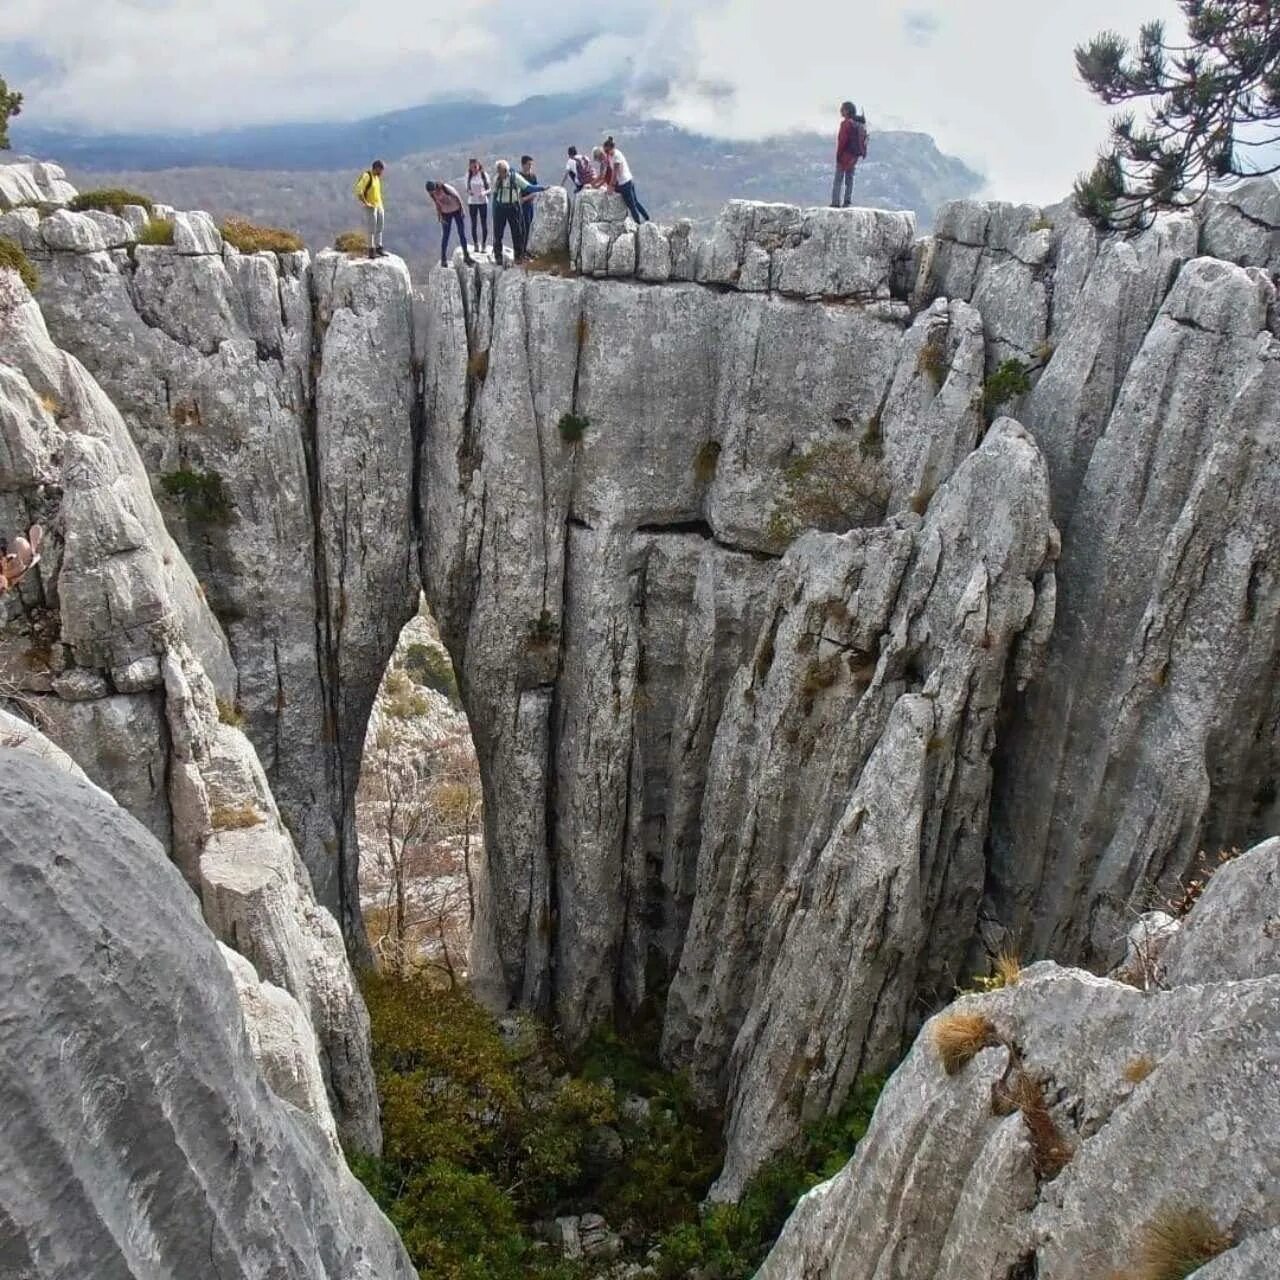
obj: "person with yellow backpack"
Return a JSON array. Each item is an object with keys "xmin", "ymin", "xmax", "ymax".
[{"xmin": 353, "ymin": 160, "xmax": 387, "ymax": 258}]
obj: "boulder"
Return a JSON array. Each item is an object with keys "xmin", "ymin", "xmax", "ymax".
[{"xmin": 0, "ymin": 747, "xmax": 413, "ymax": 1280}]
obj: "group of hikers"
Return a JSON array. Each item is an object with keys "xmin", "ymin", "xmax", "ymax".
[
  {"xmin": 352, "ymin": 104, "xmax": 868, "ymax": 267},
  {"xmin": 353, "ymin": 135, "xmax": 650, "ymax": 267}
]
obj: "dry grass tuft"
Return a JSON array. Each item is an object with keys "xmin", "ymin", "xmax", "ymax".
[
  {"xmin": 334, "ymin": 230, "xmax": 368, "ymax": 254},
  {"xmin": 467, "ymin": 348, "xmax": 490, "ymax": 380},
  {"xmin": 994, "ymin": 950, "xmax": 1022, "ymax": 988},
  {"xmin": 1124, "ymin": 1054, "xmax": 1156, "ymax": 1085},
  {"xmin": 220, "ymin": 217, "xmax": 304, "ymax": 255},
  {"xmin": 216, "ymin": 697, "xmax": 245, "ymax": 728},
  {"xmin": 138, "ymin": 218, "xmax": 175, "ymax": 247},
  {"xmin": 210, "ymin": 802, "xmax": 265, "ymax": 831},
  {"xmin": 1009, "ymin": 1069, "xmax": 1072, "ymax": 1180},
  {"xmin": 932, "ymin": 1010, "xmax": 997, "ymax": 1075},
  {"xmin": 1119, "ymin": 1206, "xmax": 1231, "ymax": 1280}
]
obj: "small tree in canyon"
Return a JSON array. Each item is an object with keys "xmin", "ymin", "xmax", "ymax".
[{"xmin": 359, "ymin": 722, "xmax": 480, "ymax": 982}]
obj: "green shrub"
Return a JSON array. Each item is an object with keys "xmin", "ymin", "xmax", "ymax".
[
  {"xmin": 159, "ymin": 467, "xmax": 233, "ymax": 523},
  {"xmin": 68, "ymin": 188, "xmax": 154, "ymax": 214},
  {"xmin": 335, "ymin": 229, "xmax": 367, "ymax": 253},
  {"xmin": 695, "ymin": 440, "xmax": 722, "ymax": 484},
  {"xmin": 0, "ymin": 236, "xmax": 37, "ymax": 292},
  {"xmin": 653, "ymin": 1075, "xmax": 886, "ymax": 1279},
  {"xmin": 403, "ymin": 641, "xmax": 459, "ymax": 703},
  {"xmin": 220, "ymin": 217, "xmax": 304, "ymax": 254},
  {"xmin": 138, "ymin": 218, "xmax": 175, "ymax": 247},
  {"xmin": 982, "ymin": 358, "xmax": 1032, "ymax": 423},
  {"xmin": 558, "ymin": 412, "xmax": 589, "ymax": 444},
  {"xmin": 765, "ymin": 439, "xmax": 886, "ymax": 548},
  {"xmin": 383, "ymin": 668, "xmax": 429, "ymax": 719}
]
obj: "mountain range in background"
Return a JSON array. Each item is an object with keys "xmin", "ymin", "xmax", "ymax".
[{"xmin": 11, "ymin": 91, "xmax": 984, "ymax": 260}]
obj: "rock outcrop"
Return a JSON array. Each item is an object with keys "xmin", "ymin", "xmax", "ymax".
[
  {"xmin": 757, "ymin": 839, "xmax": 1280, "ymax": 1280},
  {"xmin": 6, "ymin": 154, "xmax": 1279, "ymax": 1200},
  {"xmin": 0, "ymin": 746, "xmax": 413, "ymax": 1280},
  {"xmin": 0, "ymin": 273, "xmax": 380, "ymax": 1152}
]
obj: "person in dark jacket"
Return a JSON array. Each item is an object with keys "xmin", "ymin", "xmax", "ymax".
[
  {"xmin": 491, "ymin": 159, "xmax": 546, "ymax": 264},
  {"xmin": 520, "ymin": 155, "xmax": 539, "ymax": 245},
  {"xmin": 831, "ymin": 101, "xmax": 867, "ymax": 208}
]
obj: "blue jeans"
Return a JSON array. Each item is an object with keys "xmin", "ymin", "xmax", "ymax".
[
  {"xmin": 617, "ymin": 180, "xmax": 649, "ymax": 223},
  {"xmin": 440, "ymin": 210, "xmax": 469, "ymax": 263}
]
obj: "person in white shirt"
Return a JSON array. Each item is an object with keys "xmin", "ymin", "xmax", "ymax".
[
  {"xmin": 465, "ymin": 158, "xmax": 490, "ymax": 251},
  {"xmin": 602, "ymin": 136, "xmax": 649, "ymax": 222},
  {"xmin": 563, "ymin": 145, "xmax": 591, "ymax": 192}
]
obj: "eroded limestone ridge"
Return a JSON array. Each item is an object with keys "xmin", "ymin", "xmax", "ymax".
[
  {"xmin": 3, "ymin": 162, "xmax": 1278, "ymax": 1198},
  {"xmin": 0, "ymin": 276, "xmax": 381, "ymax": 1154},
  {"xmin": 756, "ymin": 838, "xmax": 1280, "ymax": 1279}
]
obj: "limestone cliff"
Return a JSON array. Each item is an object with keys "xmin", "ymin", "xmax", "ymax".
[
  {"xmin": 4, "ymin": 163, "xmax": 1278, "ymax": 1204},
  {"xmin": 0, "ymin": 744, "xmax": 413, "ymax": 1279},
  {"xmin": 756, "ymin": 839, "xmax": 1280, "ymax": 1280},
  {"xmin": 0, "ymin": 275, "xmax": 380, "ymax": 1152}
]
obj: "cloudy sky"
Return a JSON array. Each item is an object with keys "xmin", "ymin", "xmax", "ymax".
[{"xmin": 2, "ymin": 0, "xmax": 1184, "ymax": 202}]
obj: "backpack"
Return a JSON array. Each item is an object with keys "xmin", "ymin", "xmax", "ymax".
[
  {"xmin": 573, "ymin": 154, "xmax": 592, "ymax": 186},
  {"xmin": 852, "ymin": 119, "xmax": 869, "ymax": 161},
  {"xmin": 353, "ymin": 170, "xmax": 373, "ymax": 202}
]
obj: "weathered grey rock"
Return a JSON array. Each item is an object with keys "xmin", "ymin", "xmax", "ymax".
[
  {"xmin": 30, "ymin": 211, "xmax": 356, "ymax": 928},
  {"xmin": 1, "ymin": 273, "xmax": 382, "ymax": 1153},
  {"xmin": 607, "ymin": 229, "xmax": 637, "ymax": 277},
  {"xmin": 672, "ymin": 419, "xmax": 1058, "ymax": 1195},
  {"xmin": 0, "ymin": 156, "xmax": 78, "ymax": 208},
  {"xmin": 311, "ymin": 250, "xmax": 419, "ymax": 946},
  {"xmin": 1161, "ymin": 839, "xmax": 1280, "ymax": 985},
  {"xmin": 1022, "ymin": 210, "xmax": 1198, "ymax": 521},
  {"xmin": 0, "ymin": 748, "xmax": 414, "ymax": 1280},
  {"xmin": 81, "ymin": 209, "xmax": 134, "ymax": 249},
  {"xmin": 759, "ymin": 959, "xmax": 1280, "ymax": 1280},
  {"xmin": 990, "ymin": 257, "xmax": 1280, "ymax": 969},
  {"xmin": 39, "ymin": 208, "xmax": 109, "ymax": 254},
  {"xmin": 172, "ymin": 208, "xmax": 222, "ymax": 254},
  {"xmin": 695, "ymin": 200, "xmax": 915, "ymax": 299},
  {"xmin": 570, "ymin": 188, "xmax": 633, "ymax": 276},
  {"xmin": 1199, "ymin": 178, "xmax": 1280, "ymax": 270},
  {"xmin": 526, "ymin": 184, "xmax": 570, "ymax": 258},
  {"xmin": 119, "ymin": 203, "xmax": 150, "ymax": 237},
  {"xmin": 220, "ymin": 942, "xmax": 340, "ymax": 1152},
  {"xmin": 636, "ymin": 220, "xmax": 672, "ymax": 282},
  {"xmin": 0, "ymin": 205, "xmax": 42, "ymax": 251}
]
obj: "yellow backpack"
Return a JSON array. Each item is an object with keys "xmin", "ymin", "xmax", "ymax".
[{"xmin": 353, "ymin": 170, "xmax": 373, "ymax": 202}]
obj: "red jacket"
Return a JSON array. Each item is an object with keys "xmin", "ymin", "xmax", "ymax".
[{"xmin": 837, "ymin": 118, "xmax": 867, "ymax": 171}]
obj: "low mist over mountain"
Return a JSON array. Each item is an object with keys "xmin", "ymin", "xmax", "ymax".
[{"xmin": 14, "ymin": 92, "xmax": 983, "ymax": 259}]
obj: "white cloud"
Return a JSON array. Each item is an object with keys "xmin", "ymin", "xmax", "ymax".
[{"xmin": 2, "ymin": 0, "xmax": 1186, "ymax": 202}]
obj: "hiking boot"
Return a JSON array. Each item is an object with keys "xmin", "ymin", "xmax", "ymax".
[
  {"xmin": 367, "ymin": 248, "xmax": 377, "ymax": 259},
  {"xmin": 463, "ymin": 254, "xmax": 475, "ymax": 265},
  {"xmin": 375, "ymin": 246, "xmax": 389, "ymax": 258}
]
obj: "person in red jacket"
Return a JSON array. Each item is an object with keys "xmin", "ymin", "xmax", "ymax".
[{"xmin": 831, "ymin": 101, "xmax": 867, "ymax": 208}]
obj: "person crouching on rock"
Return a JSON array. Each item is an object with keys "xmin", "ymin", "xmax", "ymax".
[
  {"xmin": 563, "ymin": 145, "xmax": 592, "ymax": 193},
  {"xmin": 426, "ymin": 179, "xmax": 475, "ymax": 267},
  {"xmin": 588, "ymin": 146, "xmax": 611, "ymax": 189},
  {"xmin": 603, "ymin": 136, "xmax": 649, "ymax": 222},
  {"xmin": 354, "ymin": 159, "xmax": 387, "ymax": 257},
  {"xmin": 491, "ymin": 159, "xmax": 545, "ymax": 265}
]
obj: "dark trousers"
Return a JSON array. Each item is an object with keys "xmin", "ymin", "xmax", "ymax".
[
  {"xmin": 493, "ymin": 202, "xmax": 526, "ymax": 261},
  {"xmin": 617, "ymin": 179, "xmax": 649, "ymax": 223},
  {"xmin": 440, "ymin": 210, "xmax": 469, "ymax": 263},
  {"xmin": 523, "ymin": 202, "xmax": 535, "ymax": 244},
  {"xmin": 469, "ymin": 202, "xmax": 488, "ymax": 248},
  {"xmin": 831, "ymin": 166, "xmax": 854, "ymax": 207}
]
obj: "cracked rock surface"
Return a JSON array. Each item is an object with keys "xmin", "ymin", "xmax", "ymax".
[
  {"xmin": 0, "ymin": 747, "xmax": 413, "ymax": 1280},
  {"xmin": 757, "ymin": 840, "xmax": 1280, "ymax": 1280}
]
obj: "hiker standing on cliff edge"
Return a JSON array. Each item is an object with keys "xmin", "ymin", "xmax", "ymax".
[
  {"xmin": 355, "ymin": 160, "xmax": 387, "ymax": 258},
  {"xmin": 831, "ymin": 103, "xmax": 868, "ymax": 208}
]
